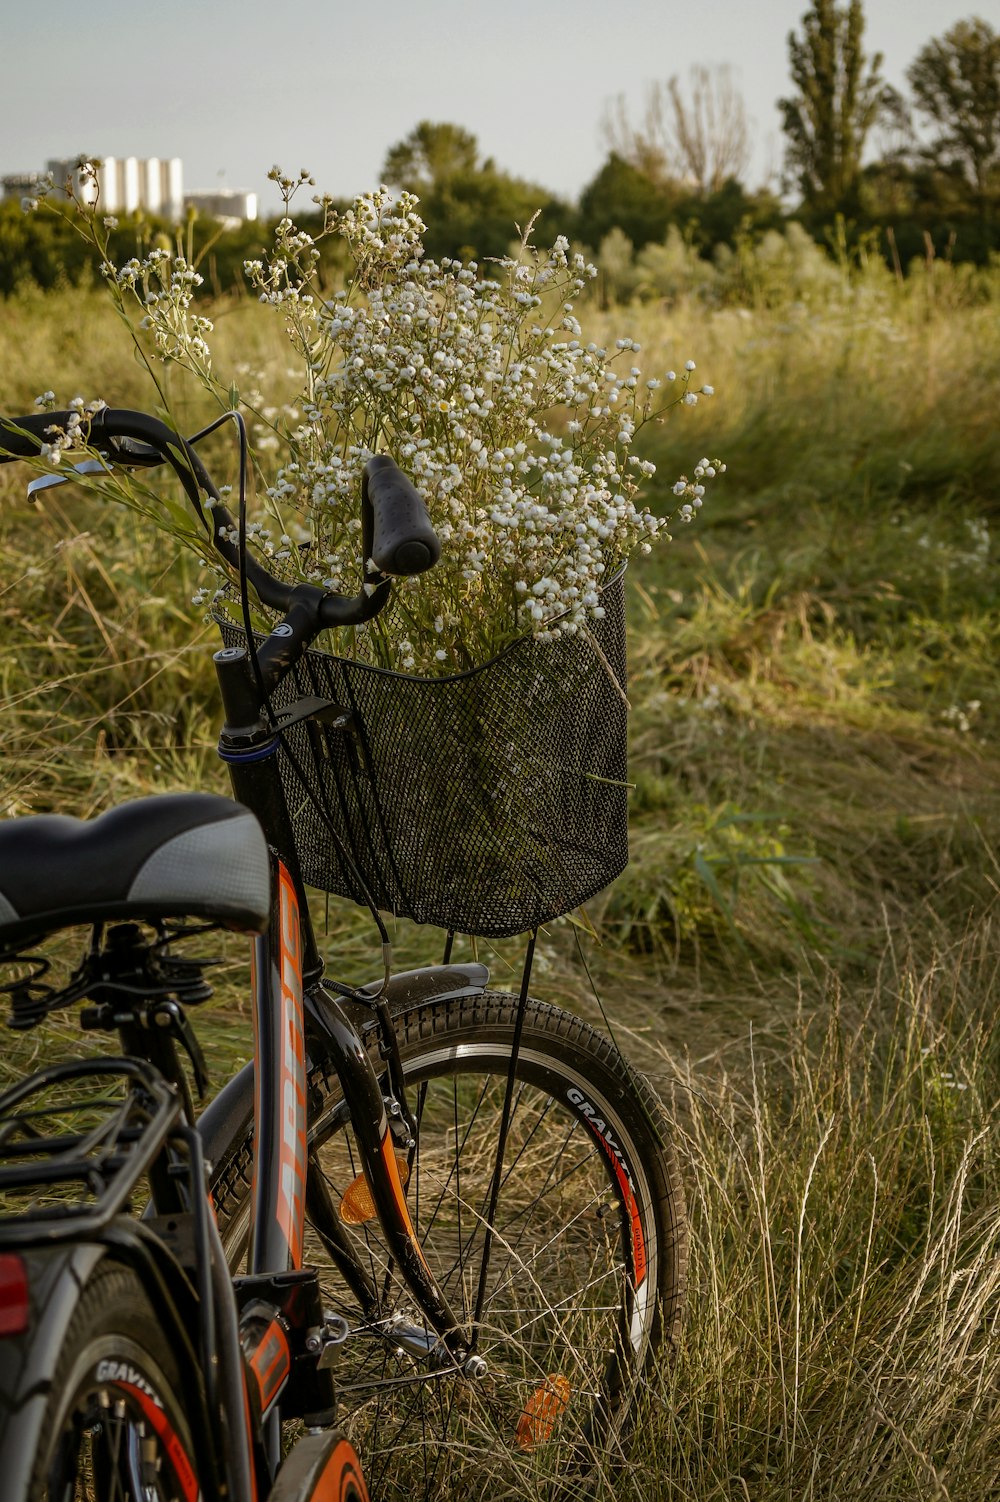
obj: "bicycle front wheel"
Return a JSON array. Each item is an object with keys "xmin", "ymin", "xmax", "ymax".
[{"xmin": 215, "ymin": 991, "xmax": 687, "ymax": 1500}]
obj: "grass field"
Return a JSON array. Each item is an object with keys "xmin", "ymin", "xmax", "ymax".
[{"xmin": 1, "ymin": 252, "xmax": 998, "ymax": 1497}]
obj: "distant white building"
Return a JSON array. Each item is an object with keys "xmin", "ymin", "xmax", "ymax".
[
  {"xmin": 1, "ymin": 171, "xmax": 44, "ymax": 201},
  {"xmin": 43, "ymin": 157, "xmax": 185, "ymax": 220},
  {"xmin": 184, "ymin": 189, "xmax": 258, "ymax": 225},
  {"xmin": 4, "ymin": 158, "xmax": 257, "ymax": 226}
]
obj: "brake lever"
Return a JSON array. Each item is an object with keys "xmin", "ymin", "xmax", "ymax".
[
  {"xmin": 26, "ymin": 458, "xmax": 110, "ymax": 499},
  {"xmin": 25, "ymin": 428, "xmax": 170, "ymax": 501}
]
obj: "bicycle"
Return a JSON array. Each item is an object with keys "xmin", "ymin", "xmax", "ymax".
[{"xmin": 0, "ymin": 405, "xmax": 688, "ymax": 1501}]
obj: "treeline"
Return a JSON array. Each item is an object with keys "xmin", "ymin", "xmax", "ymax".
[
  {"xmin": 2, "ymin": 3, "xmax": 997, "ymax": 298},
  {"xmin": 0, "ymin": 207, "xmax": 281, "ymax": 300}
]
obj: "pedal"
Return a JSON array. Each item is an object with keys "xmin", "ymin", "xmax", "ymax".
[{"xmin": 516, "ymin": 1374, "xmax": 572, "ymax": 1449}]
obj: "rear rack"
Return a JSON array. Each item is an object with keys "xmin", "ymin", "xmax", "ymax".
[{"xmin": 0, "ymin": 1056, "xmax": 182, "ymax": 1246}]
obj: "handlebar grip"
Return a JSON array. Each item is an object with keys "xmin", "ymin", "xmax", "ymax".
[{"xmin": 363, "ymin": 456, "xmax": 441, "ymax": 577}]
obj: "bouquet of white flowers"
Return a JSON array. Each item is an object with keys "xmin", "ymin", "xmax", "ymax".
[{"xmin": 97, "ymin": 169, "xmax": 724, "ymax": 674}]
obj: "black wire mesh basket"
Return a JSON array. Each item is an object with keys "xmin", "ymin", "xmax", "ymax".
[{"xmin": 218, "ymin": 570, "xmax": 629, "ymax": 938}]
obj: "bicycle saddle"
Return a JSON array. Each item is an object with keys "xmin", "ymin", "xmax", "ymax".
[{"xmin": 0, "ymin": 794, "xmax": 270, "ymax": 941}]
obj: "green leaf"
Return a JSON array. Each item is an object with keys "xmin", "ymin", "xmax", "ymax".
[{"xmin": 693, "ymin": 848, "xmax": 735, "ymax": 923}]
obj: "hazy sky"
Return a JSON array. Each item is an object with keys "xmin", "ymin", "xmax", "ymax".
[{"xmin": 2, "ymin": 0, "xmax": 995, "ymax": 211}]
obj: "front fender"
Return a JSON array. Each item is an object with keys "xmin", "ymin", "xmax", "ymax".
[
  {"xmin": 197, "ymin": 961, "xmax": 490, "ymax": 1172},
  {"xmin": 353, "ymin": 960, "xmax": 490, "ymax": 1012}
]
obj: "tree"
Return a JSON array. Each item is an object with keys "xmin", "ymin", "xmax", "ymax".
[
  {"xmin": 578, "ymin": 153, "xmax": 678, "ymax": 252},
  {"xmin": 380, "ymin": 122, "xmax": 573, "ymax": 260},
  {"xmin": 680, "ymin": 178, "xmax": 784, "ymax": 251},
  {"xmin": 779, "ymin": 0, "xmax": 891, "ymax": 211},
  {"xmin": 382, "ymin": 122, "xmax": 480, "ymax": 192},
  {"xmin": 666, "ymin": 68, "xmax": 752, "ymax": 194},
  {"xmin": 602, "ymin": 66, "xmax": 752, "ymax": 194},
  {"xmin": 907, "ymin": 18, "xmax": 1000, "ymax": 206}
]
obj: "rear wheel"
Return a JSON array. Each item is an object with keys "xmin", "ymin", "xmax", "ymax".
[
  {"xmin": 28, "ymin": 1260, "xmax": 202, "ymax": 1502},
  {"xmin": 214, "ymin": 991, "xmax": 687, "ymax": 1500}
]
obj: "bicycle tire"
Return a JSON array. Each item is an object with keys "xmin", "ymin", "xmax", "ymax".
[
  {"xmin": 212, "ymin": 991, "xmax": 687, "ymax": 1500},
  {"xmin": 26, "ymin": 1260, "xmax": 202, "ymax": 1502}
]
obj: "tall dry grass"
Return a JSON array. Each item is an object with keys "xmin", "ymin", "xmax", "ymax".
[
  {"xmin": 632, "ymin": 930, "xmax": 1000, "ymax": 1500},
  {"xmin": 1, "ymin": 258, "xmax": 998, "ymax": 1498}
]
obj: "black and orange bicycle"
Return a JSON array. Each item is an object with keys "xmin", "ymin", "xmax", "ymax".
[{"xmin": 0, "ymin": 407, "xmax": 687, "ymax": 1501}]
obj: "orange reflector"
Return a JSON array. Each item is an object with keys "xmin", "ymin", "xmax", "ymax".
[
  {"xmin": 339, "ymin": 1158, "xmax": 410, "ymax": 1224},
  {"xmin": 516, "ymin": 1375, "xmax": 571, "ymax": 1449}
]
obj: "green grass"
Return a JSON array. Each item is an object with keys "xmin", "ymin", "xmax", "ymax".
[{"xmin": 1, "ymin": 265, "xmax": 998, "ymax": 1499}]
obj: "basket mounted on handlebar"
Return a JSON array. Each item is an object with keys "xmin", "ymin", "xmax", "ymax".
[
  {"xmin": 0, "ymin": 406, "xmax": 631, "ymax": 939},
  {"xmin": 217, "ymin": 569, "xmax": 629, "ymax": 939}
]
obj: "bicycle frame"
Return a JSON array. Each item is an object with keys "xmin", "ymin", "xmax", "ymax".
[
  {"xmin": 188, "ymin": 847, "xmax": 474, "ymax": 1496},
  {"xmin": 219, "ymin": 635, "xmax": 471, "ymax": 1367}
]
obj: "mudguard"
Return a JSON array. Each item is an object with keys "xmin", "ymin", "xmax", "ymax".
[
  {"xmin": 197, "ymin": 961, "xmax": 490, "ymax": 1173},
  {"xmin": 270, "ymin": 1427, "xmax": 369, "ymax": 1500},
  {"xmin": 0, "ymin": 1241, "xmax": 106, "ymax": 1497},
  {"xmin": 0, "ymin": 1230, "xmax": 208, "ymax": 1499}
]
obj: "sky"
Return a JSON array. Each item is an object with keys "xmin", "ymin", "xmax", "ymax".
[{"xmin": 2, "ymin": 0, "xmax": 996, "ymax": 213}]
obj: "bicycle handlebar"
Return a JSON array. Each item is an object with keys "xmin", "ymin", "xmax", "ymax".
[{"xmin": 0, "ymin": 408, "xmax": 441, "ymax": 629}]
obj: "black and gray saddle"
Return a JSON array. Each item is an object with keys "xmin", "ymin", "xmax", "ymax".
[{"xmin": 0, "ymin": 794, "xmax": 270, "ymax": 943}]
